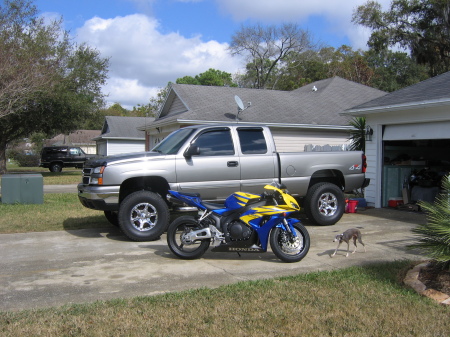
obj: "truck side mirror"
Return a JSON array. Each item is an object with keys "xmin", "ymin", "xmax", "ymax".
[{"xmin": 184, "ymin": 145, "xmax": 200, "ymax": 158}]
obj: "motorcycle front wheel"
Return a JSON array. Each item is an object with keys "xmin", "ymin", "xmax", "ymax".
[
  {"xmin": 167, "ymin": 216, "xmax": 210, "ymax": 260},
  {"xmin": 270, "ymin": 222, "xmax": 310, "ymax": 263}
]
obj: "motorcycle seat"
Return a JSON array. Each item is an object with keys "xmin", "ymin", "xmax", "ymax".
[{"xmin": 203, "ymin": 201, "xmax": 225, "ymax": 210}]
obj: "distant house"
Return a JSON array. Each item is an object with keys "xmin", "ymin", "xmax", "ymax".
[
  {"xmin": 45, "ymin": 130, "xmax": 100, "ymax": 154},
  {"xmin": 142, "ymin": 77, "xmax": 386, "ymax": 152},
  {"xmin": 344, "ymin": 71, "xmax": 450, "ymax": 208},
  {"xmin": 94, "ymin": 116, "xmax": 154, "ymax": 156}
]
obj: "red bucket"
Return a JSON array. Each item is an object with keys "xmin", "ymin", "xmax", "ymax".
[{"xmin": 345, "ymin": 200, "xmax": 358, "ymax": 213}]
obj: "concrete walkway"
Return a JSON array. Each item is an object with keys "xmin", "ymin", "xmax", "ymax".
[{"xmin": 0, "ymin": 208, "xmax": 427, "ymax": 312}]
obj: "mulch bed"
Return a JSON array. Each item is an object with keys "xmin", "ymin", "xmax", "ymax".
[{"xmin": 418, "ymin": 261, "xmax": 450, "ymax": 296}]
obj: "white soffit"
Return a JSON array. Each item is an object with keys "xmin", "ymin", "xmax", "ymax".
[{"xmin": 383, "ymin": 121, "xmax": 450, "ymax": 140}]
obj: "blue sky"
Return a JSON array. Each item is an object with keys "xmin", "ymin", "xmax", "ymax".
[{"xmin": 33, "ymin": 0, "xmax": 389, "ymax": 108}]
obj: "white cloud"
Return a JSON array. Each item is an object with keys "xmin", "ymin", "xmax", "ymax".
[
  {"xmin": 103, "ymin": 78, "xmax": 160, "ymax": 107},
  {"xmin": 76, "ymin": 14, "xmax": 242, "ymax": 108},
  {"xmin": 216, "ymin": 0, "xmax": 391, "ymax": 50}
]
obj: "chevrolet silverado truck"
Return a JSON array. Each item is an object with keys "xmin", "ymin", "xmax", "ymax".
[{"xmin": 78, "ymin": 124, "xmax": 369, "ymax": 241}]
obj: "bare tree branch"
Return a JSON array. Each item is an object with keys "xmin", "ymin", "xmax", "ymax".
[{"xmin": 229, "ymin": 23, "xmax": 313, "ymax": 89}]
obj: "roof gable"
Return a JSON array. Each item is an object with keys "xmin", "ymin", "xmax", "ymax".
[{"xmin": 96, "ymin": 116, "xmax": 152, "ymax": 140}]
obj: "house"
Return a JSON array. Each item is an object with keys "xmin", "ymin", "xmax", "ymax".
[
  {"xmin": 45, "ymin": 130, "xmax": 100, "ymax": 154},
  {"xmin": 344, "ymin": 71, "xmax": 450, "ymax": 208},
  {"xmin": 142, "ymin": 77, "xmax": 386, "ymax": 152},
  {"xmin": 94, "ymin": 116, "xmax": 154, "ymax": 156}
]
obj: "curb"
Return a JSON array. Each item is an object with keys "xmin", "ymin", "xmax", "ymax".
[{"xmin": 404, "ymin": 262, "xmax": 450, "ymax": 306}]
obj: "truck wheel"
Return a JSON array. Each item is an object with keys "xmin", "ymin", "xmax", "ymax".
[
  {"xmin": 104, "ymin": 211, "xmax": 119, "ymax": 226},
  {"xmin": 50, "ymin": 163, "xmax": 62, "ymax": 172},
  {"xmin": 118, "ymin": 191, "xmax": 170, "ymax": 241},
  {"xmin": 304, "ymin": 182, "xmax": 344, "ymax": 226}
]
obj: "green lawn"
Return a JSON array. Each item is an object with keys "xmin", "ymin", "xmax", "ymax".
[
  {"xmin": 1, "ymin": 165, "xmax": 448, "ymax": 335},
  {"xmin": 2, "ymin": 163, "xmax": 82, "ymax": 185},
  {"xmin": 0, "ymin": 261, "xmax": 448, "ymax": 336},
  {"xmin": 0, "ymin": 193, "xmax": 111, "ymax": 233}
]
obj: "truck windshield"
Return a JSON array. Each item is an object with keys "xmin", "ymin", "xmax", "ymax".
[{"xmin": 152, "ymin": 128, "xmax": 196, "ymax": 155}]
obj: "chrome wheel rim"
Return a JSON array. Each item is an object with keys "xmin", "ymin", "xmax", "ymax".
[
  {"xmin": 318, "ymin": 192, "xmax": 338, "ymax": 217},
  {"xmin": 130, "ymin": 203, "xmax": 158, "ymax": 232}
]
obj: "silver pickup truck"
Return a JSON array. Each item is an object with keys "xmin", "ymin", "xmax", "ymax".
[{"xmin": 78, "ymin": 124, "xmax": 369, "ymax": 241}]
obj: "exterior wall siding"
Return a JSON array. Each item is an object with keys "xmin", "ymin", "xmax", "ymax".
[
  {"xmin": 364, "ymin": 104, "xmax": 450, "ymax": 208},
  {"xmin": 148, "ymin": 124, "xmax": 181, "ymax": 149},
  {"xmin": 270, "ymin": 128, "xmax": 351, "ymax": 152},
  {"xmin": 106, "ymin": 140, "xmax": 145, "ymax": 156},
  {"xmin": 167, "ymin": 96, "xmax": 187, "ymax": 116},
  {"xmin": 78, "ymin": 145, "xmax": 97, "ymax": 155},
  {"xmin": 97, "ymin": 141, "xmax": 107, "ymax": 156}
]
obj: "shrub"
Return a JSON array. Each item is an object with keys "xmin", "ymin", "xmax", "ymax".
[
  {"xmin": 9, "ymin": 152, "xmax": 40, "ymax": 167},
  {"xmin": 409, "ymin": 175, "xmax": 450, "ymax": 270}
]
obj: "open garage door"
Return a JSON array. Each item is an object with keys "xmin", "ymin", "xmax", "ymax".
[
  {"xmin": 382, "ymin": 122, "xmax": 450, "ymax": 207},
  {"xmin": 383, "ymin": 121, "xmax": 450, "ymax": 140}
]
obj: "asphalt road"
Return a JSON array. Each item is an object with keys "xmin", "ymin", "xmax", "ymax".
[
  {"xmin": 0, "ymin": 208, "xmax": 427, "ymax": 312},
  {"xmin": 0, "ymin": 184, "xmax": 79, "ymax": 195}
]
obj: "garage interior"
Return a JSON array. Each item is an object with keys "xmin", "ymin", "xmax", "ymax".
[{"xmin": 382, "ymin": 137, "xmax": 450, "ymax": 207}]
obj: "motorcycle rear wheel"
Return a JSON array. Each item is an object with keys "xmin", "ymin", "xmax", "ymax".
[
  {"xmin": 167, "ymin": 216, "xmax": 210, "ymax": 259},
  {"xmin": 270, "ymin": 222, "xmax": 310, "ymax": 263}
]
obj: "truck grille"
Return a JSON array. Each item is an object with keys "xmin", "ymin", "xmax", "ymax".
[{"xmin": 82, "ymin": 168, "xmax": 92, "ymax": 184}]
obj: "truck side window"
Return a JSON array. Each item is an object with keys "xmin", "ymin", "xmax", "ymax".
[
  {"xmin": 237, "ymin": 128, "xmax": 268, "ymax": 154},
  {"xmin": 69, "ymin": 148, "xmax": 79, "ymax": 155},
  {"xmin": 193, "ymin": 130, "xmax": 234, "ymax": 156}
]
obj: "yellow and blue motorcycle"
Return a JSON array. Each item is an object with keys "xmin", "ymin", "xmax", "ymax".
[{"xmin": 166, "ymin": 183, "xmax": 310, "ymax": 263}]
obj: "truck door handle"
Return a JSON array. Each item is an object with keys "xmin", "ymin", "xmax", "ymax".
[{"xmin": 227, "ymin": 161, "xmax": 239, "ymax": 167}]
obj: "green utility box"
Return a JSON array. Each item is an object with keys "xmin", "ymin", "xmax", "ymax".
[{"xmin": 1, "ymin": 174, "xmax": 44, "ymax": 204}]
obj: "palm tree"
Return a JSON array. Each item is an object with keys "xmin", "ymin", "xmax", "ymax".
[
  {"xmin": 409, "ymin": 175, "xmax": 450, "ymax": 271},
  {"xmin": 348, "ymin": 117, "xmax": 366, "ymax": 152}
]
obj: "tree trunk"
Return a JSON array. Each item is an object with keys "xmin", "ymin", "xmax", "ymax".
[{"xmin": 0, "ymin": 139, "xmax": 7, "ymax": 174}]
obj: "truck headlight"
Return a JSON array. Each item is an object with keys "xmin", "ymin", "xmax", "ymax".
[
  {"xmin": 90, "ymin": 166, "xmax": 105, "ymax": 185},
  {"xmin": 93, "ymin": 166, "xmax": 105, "ymax": 174},
  {"xmin": 90, "ymin": 177, "xmax": 102, "ymax": 185}
]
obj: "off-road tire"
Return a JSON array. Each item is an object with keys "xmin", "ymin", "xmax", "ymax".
[
  {"xmin": 304, "ymin": 182, "xmax": 345, "ymax": 226},
  {"xmin": 50, "ymin": 163, "xmax": 62, "ymax": 172},
  {"xmin": 118, "ymin": 190, "xmax": 169, "ymax": 241}
]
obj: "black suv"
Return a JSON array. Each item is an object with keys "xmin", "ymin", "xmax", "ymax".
[{"xmin": 40, "ymin": 146, "xmax": 95, "ymax": 172}]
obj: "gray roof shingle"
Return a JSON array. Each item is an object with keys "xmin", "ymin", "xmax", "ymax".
[
  {"xmin": 96, "ymin": 116, "xmax": 153, "ymax": 139},
  {"xmin": 349, "ymin": 71, "xmax": 450, "ymax": 111},
  {"xmin": 46, "ymin": 130, "xmax": 101, "ymax": 146},
  {"xmin": 155, "ymin": 77, "xmax": 386, "ymax": 127}
]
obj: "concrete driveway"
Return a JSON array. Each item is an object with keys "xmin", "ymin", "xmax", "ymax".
[{"xmin": 0, "ymin": 208, "xmax": 427, "ymax": 312}]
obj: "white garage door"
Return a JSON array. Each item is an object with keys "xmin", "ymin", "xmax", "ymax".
[{"xmin": 383, "ymin": 121, "xmax": 450, "ymax": 140}]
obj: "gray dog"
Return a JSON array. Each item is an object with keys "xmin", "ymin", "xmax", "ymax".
[{"xmin": 332, "ymin": 228, "xmax": 366, "ymax": 257}]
